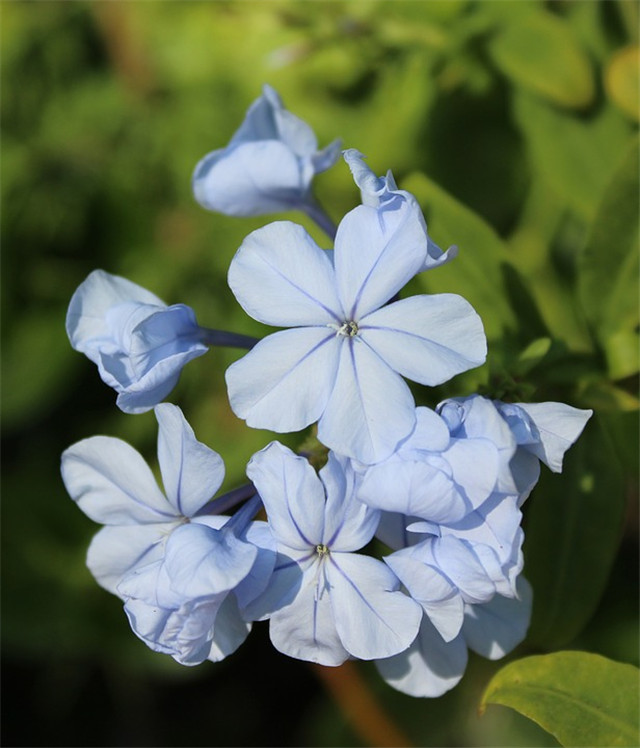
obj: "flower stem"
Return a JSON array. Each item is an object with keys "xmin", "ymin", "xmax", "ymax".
[
  {"xmin": 194, "ymin": 483, "xmax": 258, "ymax": 517},
  {"xmin": 311, "ymin": 661, "xmax": 414, "ymax": 748},
  {"xmin": 302, "ymin": 199, "xmax": 338, "ymax": 242},
  {"xmin": 197, "ymin": 328, "xmax": 260, "ymax": 349}
]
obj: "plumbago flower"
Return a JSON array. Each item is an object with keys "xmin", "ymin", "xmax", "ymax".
[
  {"xmin": 61, "ymin": 83, "xmax": 597, "ymax": 702},
  {"xmin": 225, "ymin": 157, "xmax": 487, "ymax": 465},
  {"xmin": 244, "ymin": 442, "xmax": 422, "ymax": 665},
  {"xmin": 60, "ymin": 403, "xmax": 275, "ymax": 665},
  {"xmin": 438, "ymin": 395, "xmax": 594, "ymax": 505},
  {"xmin": 355, "ymin": 394, "xmax": 591, "ymax": 697},
  {"xmin": 67, "ymin": 270, "xmax": 208, "ymax": 413},
  {"xmin": 67, "ymin": 270, "xmax": 257, "ymax": 413},
  {"xmin": 343, "ymin": 149, "xmax": 457, "ymax": 271},
  {"xmin": 193, "ymin": 84, "xmax": 341, "ymax": 234}
]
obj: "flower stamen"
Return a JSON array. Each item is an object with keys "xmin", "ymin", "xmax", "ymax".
[{"xmin": 337, "ymin": 321, "xmax": 359, "ymax": 337}]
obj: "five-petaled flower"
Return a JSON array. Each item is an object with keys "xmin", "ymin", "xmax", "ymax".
[
  {"xmin": 225, "ymin": 181, "xmax": 487, "ymax": 464},
  {"xmin": 245, "ymin": 442, "xmax": 422, "ymax": 665},
  {"xmin": 61, "ymin": 403, "xmax": 274, "ymax": 665}
]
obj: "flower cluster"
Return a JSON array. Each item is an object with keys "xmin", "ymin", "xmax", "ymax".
[{"xmin": 62, "ymin": 86, "xmax": 592, "ymax": 697}]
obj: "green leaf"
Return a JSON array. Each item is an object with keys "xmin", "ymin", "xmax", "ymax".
[
  {"xmin": 487, "ymin": 10, "xmax": 595, "ymax": 109},
  {"xmin": 578, "ymin": 136, "xmax": 640, "ymax": 378},
  {"xmin": 402, "ymin": 171, "xmax": 516, "ymax": 339},
  {"xmin": 513, "ymin": 91, "xmax": 633, "ymax": 223},
  {"xmin": 524, "ymin": 414, "xmax": 626, "ymax": 650},
  {"xmin": 480, "ymin": 652, "xmax": 640, "ymax": 747},
  {"xmin": 606, "ymin": 45, "xmax": 640, "ymax": 122},
  {"xmin": 1, "ymin": 312, "xmax": 77, "ymax": 429}
]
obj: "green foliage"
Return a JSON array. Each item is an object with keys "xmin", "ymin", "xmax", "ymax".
[
  {"xmin": 403, "ymin": 171, "xmax": 516, "ymax": 340},
  {"xmin": 578, "ymin": 137, "xmax": 640, "ymax": 379},
  {"xmin": 481, "ymin": 652, "xmax": 640, "ymax": 747},
  {"xmin": 606, "ymin": 45, "xmax": 640, "ymax": 121},
  {"xmin": 524, "ymin": 415, "xmax": 626, "ymax": 650},
  {"xmin": 487, "ymin": 7, "xmax": 595, "ymax": 109}
]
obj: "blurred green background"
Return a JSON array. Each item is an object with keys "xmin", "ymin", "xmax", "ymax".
[{"xmin": 2, "ymin": 1, "xmax": 638, "ymax": 746}]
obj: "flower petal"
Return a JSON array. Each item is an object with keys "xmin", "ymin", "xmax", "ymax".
[
  {"xmin": 118, "ymin": 559, "xmax": 179, "ymax": 608},
  {"xmin": 442, "ymin": 493, "xmax": 524, "ymax": 596},
  {"xmin": 226, "ymin": 327, "xmax": 339, "ymax": 432},
  {"xmin": 442, "ymin": 437, "xmax": 500, "ymax": 508},
  {"xmin": 66, "ymin": 270, "xmax": 164, "ymax": 354},
  {"xmin": 361, "ymin": 294, "xmax": 487, "ymax": 386},
  {"xmin": 376, "ymin": 617, "xmax": 468, "ymax": 698},
  {"xmin": 193, "ymin": 140, "xmax": 304, "ymax": 216},
  {"xmin": 320, "ymin": 452, "xmax": 380, "ymax": 551},
  {"xmin": 406, "ymin": 407, "xmax": 451, "ymax": 453},
  {"xmin": 155, "ymin": 404, "xmax": 225, "ymax": 516},
  {"xmin": 462, "ymin": 576, "xmax": 532, "ymax": 659},
  {"xmin": 164, "ymin": 522, "xmax": 258, "ymax": 597},
  {"xmin": 385, "ymin": 553, "xmax": 464, "ymax": 642},
  {"xmin": 233, "ymin": 521, "xmax": 278, "ymax": 614},
  {"xmin": 242, "ymin": 549, "xmax": 312, "ymax": 622},
  {"xmin": 418, "ymin": 536, "xmax": 497, "ymax": 605},
  {"xmin": 269, "ymin": 562, "xmax": 349, "ymax": 666},
  {"xmin": 123, "ymin": 598, "xmax": 176, "ymax": 656},
  {"xmin": 61, "ymin": 436, "xmax": 176, "ymax": 524},
  {"xmin": 86, "ymin": 523, "xmax": 171, "ymax": 596},
  {"xmin": 334, "ymin": 203, "xmax": 429, "ymax": 318},
  {"xmin": 358, "ymin": 458, "xmax": 463, "ymax": 522},
  {"xmin": 328, "ymin": 553, "xmax": 422, "ymax": 660},
  {"xmin": 206, "ymin": 595, "xmax": 252, "ymax": 663},
  {"xmin": 509, "ymin": 401, "xmax": 593, "ymax": 472},
  {"xmin": 114, "ymin": 369, "xmax": 182, "ymax": 414},
  {"xmin": 318, "ymin": 339, "xmax": 416, "ymax": 464},
  {"xmin": 247, "ymin": 442, "xmax": 326, "ymax": 550},
  {"xmin": 228, "ymin": 221, "xmax": 342, "ymax": 326}
]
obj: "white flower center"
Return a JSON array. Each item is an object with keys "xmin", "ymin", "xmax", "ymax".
[
  {"xmin": 337, "ymin": 320, "xmax": 359, "ymax": 337},
  {"xmin": 315, "ymin": 543, "xmax": 330, "ymax": 557}
]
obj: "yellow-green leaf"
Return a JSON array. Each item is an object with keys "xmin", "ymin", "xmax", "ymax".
[
  {"xmin": 578, "ymin": 136, "xmax": 640, "ymax": 367},
  {"xmin": 606, "ymin": 45, "xmax": 640, "ymax": 122},
  {"xmin": 402, "ymin": 171, "xmax": 516, "ymax": 339},
  {"xmin": 480, "ymin": 652, "xmax": 640, "ymax": 747},
  {"xmin": 488, "ymin": 10, "xmax": 594, "ymax": 109}
]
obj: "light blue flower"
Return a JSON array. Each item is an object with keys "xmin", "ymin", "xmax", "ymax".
[
  {"xmin": 356, "ymin": 406, "xmax": 502, "ymax": 522},
  {"xmin": 119, "ymin": 499, "xmax": 275, "ymax": 665},
  {"xmin": 438, "ymin": 395, "xmax": 593, "ymax": 504},
  {"xmin": 225, "ymin": 204, "xmax": 487, "ymax": 464},
  {"xmin": 366, "ymin": 391, "xmax": 590, "ymax": 697},
  {"xmin": 66, "ymin": 270, "xmax": 208, "ymax": 413},
  {"xmin": 61, "ymin": 403, "xmax": 274, "ymax": 664},
  {"xmin": 193, "ymin": 84, "xmax": 341, "ymax": 228},
  {"xmin": 371, "ymin": 495, "xmax": 529, "ymax": 698},
  {"xmin": 375, "ymin": 577, "xmax": 532, "ymax": 698},
  {"xmin": 343, "ymin": 149, "xmax": 457, "ymax": 270},
  {"xmin": 244, "ymin": 442, "xmax": 422, "ymax": 666}
]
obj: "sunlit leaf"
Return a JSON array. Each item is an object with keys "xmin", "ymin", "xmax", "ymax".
[
  {"xmin": 402, "ymin": 171, "xmax": 516, "ymax": 339},
  {"xmin": 488, "ymin": 9, "xmax": 594, "ymax": 108},
  {"xmin": 606, "ymin": 45, "xmax": 640, "ymax": 122},
  {"xmin": 513, "ymin": 91, "xmax": 633, "ymax": 222},
  {"xmin": 578, "ymin": 136, "xmax": 640, "ymax": 378},
  {"xmin": 480, "ymin": 652, "xmax": 640, "ymax": 747}
]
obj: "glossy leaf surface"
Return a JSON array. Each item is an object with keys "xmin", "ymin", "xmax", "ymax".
[{"xmin": 481, "ymin": 651, "xmax": 640, "ymax": 747}]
